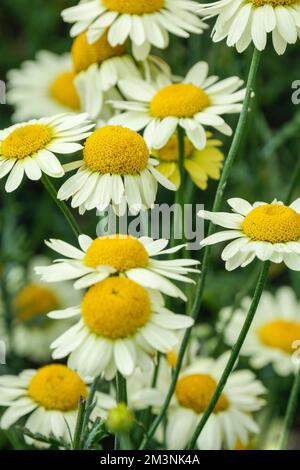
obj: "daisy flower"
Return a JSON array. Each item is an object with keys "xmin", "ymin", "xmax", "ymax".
[
  {"xmin": 61, "ymin": 0, "xmax": 207, "ymax": 60},
  {"xmin": 11, "ymin": 256, "xmax": 82, "ymax": 363},
  {"xmin": 7, "ymin": 51, "xmax": 81, "ymax": 121},
  {"xmin": 57, "ymin": 125, "xmax": 175, "ymax": 215},
  {"xmin": 110, "ymin": 61, "xmax": 245, "ymax": 150},
  {"xmin": 199, "ymin": 197, "xmax": 300, "ymax": 271},
  {"xmin": 131, "ymin": 354, "xmax": 265, "ymax": 450},
  {"xmin": 0, "ymin": 113, "xmax": 93, "ymax": 193},
  {"xmin": 198, "ymin": 0, "xmax": 300, "ymax": 55},
  {"xmin": 35, "ymin": 234, "xmax": 199, "ymax": 300},
  {"xmin": 152, "ymin": 132, "xmax": 224, "ymax": 189},
  {"xmin": 0, "ymin": 364, "xmax": 116, "ymax": 447},
  {"xmin": 49, "ymin": 277, "xmax": 194, "ymax": 378},
  {"xmin": 71, "ymin": 30, "xmax": 137, "ymax": 124},
  {"xmin": 219, "ymin": 287, "xmax": 300, "ymax": 377}
]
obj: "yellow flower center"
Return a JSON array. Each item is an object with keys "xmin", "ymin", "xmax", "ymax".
[
  {"xmin": 15, "ymin": 283, "xmax": 60, "ymax": 321},
  {"xmin": 50, "ymin": 71, "xmax": 80, "ymax": 110},
  {"xmin": 1, "ymin": 124, "xmax": 52, "ymax": 160},
  {"xmin": 84, "ymin": 234, "xmax": 149, "ymax": 270},
  {"xmin": 82, "ymin": 277, "xmax": 151, "ymax": 339},
  {"xmin": 28, "ymin": 364, "xmax": 87, "ymax": 411},
  {"xmin": 150, "ymin": 84, "xmax": 210, "ymax": 119},
  {"xmin": 242, "ymin": 204, "xmax": 300, "ymax": 244},
  {"xmin": 249, "ymin": 0, "xmax": 296, "ymax": 6},
  {"xmin": 72, "ymin": 32, "xmax": 126, "ymax": 73},
  {"xmin": 83, "ymin": 126, "xmax": 149, "ymax": 174},
  {"xmin": 175, "ymin": 374, "xmax": 229, "ymax": 414},
  {"xmin": 154, "ymin": 134, "xmax": 194, "ymax": 162},
  {"xmin": 103, "ymin": 0, "xmax": 164, "ymax": 14},
  {"xmin": 259, "ymin": 319, "xmax": 300, "ymax": 353}
]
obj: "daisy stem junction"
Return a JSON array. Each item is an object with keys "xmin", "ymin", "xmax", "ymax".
[
  {"xmin": 278, "ymin": 367, "xmax": 300, "ymax": 449},
  {"xmin": 139, "ymin": 47, "xmax": 261, "ymax": 450},
  {"xmin": 41, "ymin": 174, "xmax": 81, "ymax": 238}
]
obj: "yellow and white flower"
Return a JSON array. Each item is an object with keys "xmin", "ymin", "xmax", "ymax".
[
  {"xmin": 57, "ymin": 125, "xmax": 175, "ymax": 215},
  {"xmin": 6, "ymin": 52, "xmax": 81, "ymax": 121},
  {"xmin": 134, "ymin": 354, "xmax": 265, "ymax": 450},
  {"xmin": 219, "ymin": 287, "xmax": 300, "ymax": 377},
  {"xmin": 198, "ymin": 0, "xmax": 300, "ymax": 55},
  {"xmin": 110, "ymin": 62, "xmax": 245, "ymax": 150},
  {"xmin": 62, "ymin": 0, "xmax": 207, "ymax": 60},
  {"xmin": 199, "ymin": 198, "xmax": 300, "ymax": 271},
  {"xmin": 0, "ymin": 113, "xmax": 93, "ymax": 192},
  {"xmin": 11, "ymin": 257, "xmax": 81, "ymax": 363},
  {"xmin": 0, "ymin": 364, "xmax": 115, "ymax": 447},
  {"xmin": 35, "ymin": 234, "xmax": 199, "ymax": 300},
  {"xmin": 49, "ymin": 277, "xmax": 194, "ymax": 378},
  {"xmin": 153, "ymin": 132, "xmax": 224, "ymax": 189}
]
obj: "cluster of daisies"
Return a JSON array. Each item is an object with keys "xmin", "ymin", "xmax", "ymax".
[{"xmin": 1, "ymin": 0, "xmax": 300, "ymax": 452}]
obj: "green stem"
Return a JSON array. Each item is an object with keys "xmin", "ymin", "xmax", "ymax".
[
  {"xmin": 285, "ymin": 155, "xmax": 300, "ymax": 205},
  {"xmin": 278, "ymin": 368, "xmax": 300, "ymax": 449},
  {"xmin": 115, "ymin": 373, "xmax": 127, "ymax": 450},
  {"xmin": 187, "ymin": 261, "xmax": 270, "ymax": 449},
  {"xmin": 171, "ymin": 126, "xmax": 186, "ymax": 248},
  {"xmin": 72, "ymin": 397, "xmax": 86, "ymax": 450},
  {"xmin": 139, "ymin": 46, "xmax": 261, "ymax": 451},
  {"xmin": 41, "ymin": 174, "xmax": 81, "ymax": 238}
]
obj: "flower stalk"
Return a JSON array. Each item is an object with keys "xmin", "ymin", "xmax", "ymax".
[{"xmin": 139, "ymin": 46, "xmax": 261, "ymax": 450}]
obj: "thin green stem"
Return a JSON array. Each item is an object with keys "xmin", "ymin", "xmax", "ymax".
[
  {"xmin": 278, "ymin": 368, "xmax": 300, "ymax": 449},
  {"xmin": 187, "ymin": 261, "xmax": 270, "ymax": 449},
  {"xmin": 285, "ymin": 155, "xmax": 300, "ymax": 205},
  {"xmin": 115, "ymin": 373, "xmax": 127, "ymax": 450},
  {"xmin": 72, "ymin": 397, "xmax": 86, "ymax": 450},
  {"xmin": 41, "ymin": 174, "xmax": 81, "ymax": 238},
  {"xmin": 171, "ymin": 126, "xmax": 186, "ymax": 248},
  {"xmin": 139, "ymin": 46, "xmax": 261, "ymax": 451}
]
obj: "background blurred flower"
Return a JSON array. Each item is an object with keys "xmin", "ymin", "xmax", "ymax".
[
  {"xmin": 10, "ymin": 256, "xmax": 81, "ymax": 363},
  {"xmin": 153, "ymin": 132, "xmax": 224, "ymax": 189},
  {"xmin": 218, "ymin": 287, "xmax": 300, "ymax": 376}
]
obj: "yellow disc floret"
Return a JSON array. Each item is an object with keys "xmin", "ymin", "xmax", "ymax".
[
  {"xmin": 15, "ymin": 283, "xmax": 60, "ymax": 321},
  {"xmin": 72, "ymin": 32, "xmax": 126, "ymax": 73},
  {"xmin": 249, "ymin": 0, "xmax": 296, "ymax": 6},
  {"xmin": 242, "ymin": 204, "xmax": 300, "ymax": 243},
  {"xmin": 154, "ymin": 134, "xmax": 194, "ymax": 162},
  {"xmin": 82, "ymin": 277, "xmax": 151, "ymax": 339},
  {"xmin": 259, "ymin": 319, "xmax": 300, "ymax": 353},
  {"xmin": 83, "ymin": 126, "xmax": 149, "ymax": 174},
  {"xmin": 103, "ymin": 0, "xmax": 164, "ymax": 14},
  {"xmin": 84, "ymin": 234, "xmax": 149, "ymax": 270},
  {"xmin": 175, "ymin": 374, "xmax": 229, "ymax": 414},
  {"xmin": 50, "ymin": 71, "xmax": 80, "ymax": 110},
  {"xmin": 150, "ymin": 84, "xmax": 210, "ymax": 119},
  {"xmin": 1, "ymin": 124, "xmax": 52, "ymax": 160},
  {"xmin": 28, "ymin": 364, "xmax": 87, "ymax": 411}
]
